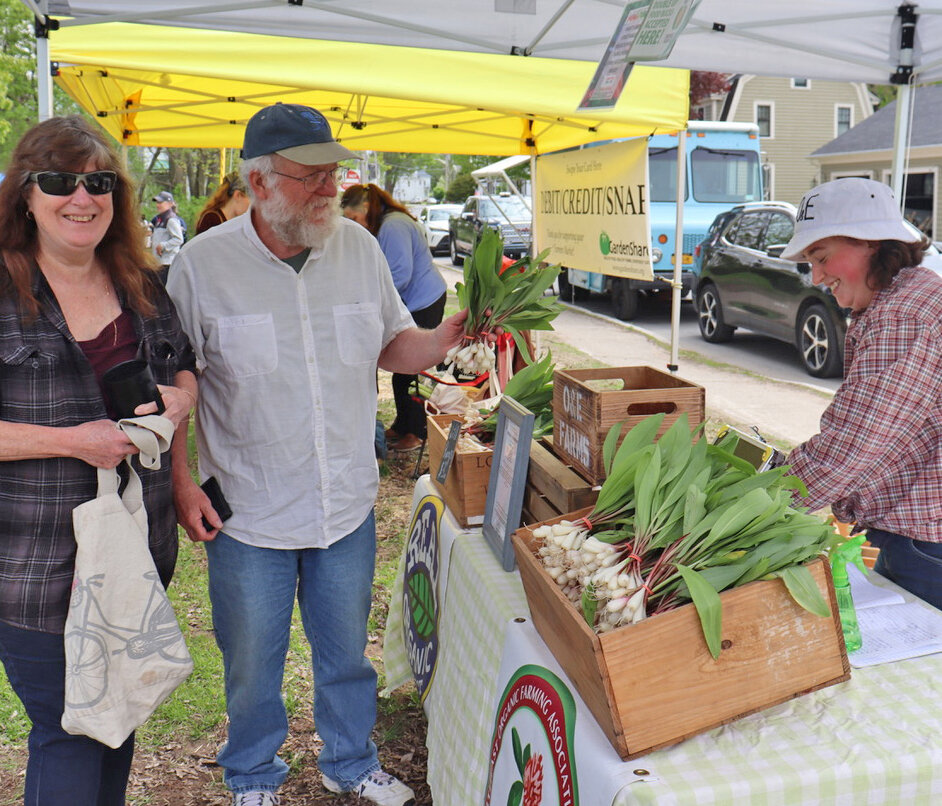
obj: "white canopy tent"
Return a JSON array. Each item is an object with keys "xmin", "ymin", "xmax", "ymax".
[{"xmin": 23, "ymin": 0, "xmax": 942, "ymax": 199}]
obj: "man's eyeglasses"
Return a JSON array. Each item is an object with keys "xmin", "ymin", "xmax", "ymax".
[
  {"xmin": 28, "ymin": 170, "xmax": 118, "ymax": 196},
  {"xmin": 271, "ymin": 166, "xmax": 344, "ymax": 192}
]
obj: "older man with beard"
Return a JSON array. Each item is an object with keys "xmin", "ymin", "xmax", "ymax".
[{"xmin": 167, "ymin": 104, "xmax": 465, "ymax": 806}]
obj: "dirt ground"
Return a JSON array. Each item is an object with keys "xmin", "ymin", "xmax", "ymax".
[{"xmin": 0, "ymin": 417, "xmax": 435, "ymax": 805}]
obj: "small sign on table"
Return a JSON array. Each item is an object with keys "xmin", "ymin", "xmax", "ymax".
[{"xmin": 483, "ymin": 397, "xmax": 534, "ymax": 571}]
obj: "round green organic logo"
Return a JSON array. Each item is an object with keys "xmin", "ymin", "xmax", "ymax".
[
  {"xmin": 599, "ymin": 231, "xmax": 611, "ymax": 255},
  {"xmin": 407, "ymin": 568, "xmax": 436, "ymax": 641}
]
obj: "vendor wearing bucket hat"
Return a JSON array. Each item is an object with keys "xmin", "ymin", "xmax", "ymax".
[{"xmin": 785, "ymin": 177, "xmax": 942, "ymax": 609}]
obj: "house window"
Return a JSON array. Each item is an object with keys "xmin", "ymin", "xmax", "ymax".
[
  {"xmin": 756, "ymin": 103, "xmax": 773, "ymax": 138},
  {"xmin": 881, "ymin": 170, "xmax": 937, "ymax": 239},
  {"xmin": 836, "ymin": 105, "xmax": 853, "ymax": 137},
  {"xmin": 791, "ymin": 78, "xmax": 810, "ymax": 89}
]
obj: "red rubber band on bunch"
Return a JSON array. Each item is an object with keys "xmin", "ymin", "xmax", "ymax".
[
  {"xmin": 579, "ymin": 517, "xmax": 592, "ymax": 530},
  {"xmin": 641, "ymin": 584, "xmax": 653, "ymax": 595},
  {"xmin": 628, "ymin": 553, "xmax": 642, "ymax": 563}
]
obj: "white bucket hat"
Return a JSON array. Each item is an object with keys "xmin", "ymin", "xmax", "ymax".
[{"xmin": 782, "ymin": 177, "xmax": 921, "ymax": 261}]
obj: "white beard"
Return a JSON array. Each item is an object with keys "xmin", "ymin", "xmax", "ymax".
[{"xmin": 256, "ymin": 189, "xmax": 340, "ymax": 250}]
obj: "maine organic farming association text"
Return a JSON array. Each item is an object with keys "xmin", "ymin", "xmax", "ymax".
[{"xmin": 539, "ymin": 184, "xmax": 646, "ymax": 217}]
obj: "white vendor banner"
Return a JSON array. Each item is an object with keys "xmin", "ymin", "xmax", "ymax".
[
  {"xmin": 535, "ymin": 138, "xmax": 652, "ymax": 281},
  {"xmin": 484, "ymin": 618, "xmax": 655, "ymax": 805}
]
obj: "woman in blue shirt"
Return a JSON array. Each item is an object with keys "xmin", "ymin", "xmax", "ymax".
[{"xmin": 341, "ymin": 184, "xmax": 447, "ymax": 451}]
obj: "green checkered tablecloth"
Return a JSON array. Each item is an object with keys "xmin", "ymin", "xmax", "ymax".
[
  {"xmin": 622, "ymin": 653, "xmax": 942, "ymax": 804},
  {"xmin": 423, "ymin": 534, "xmax": 529, "ymax": 804},
  {"xmin": 386, "ymin": 482, "xmax": 942, "ymax": 804}
]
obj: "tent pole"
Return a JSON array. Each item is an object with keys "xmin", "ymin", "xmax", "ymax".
[
  {"xmin": 669, "ymin": 129, "xmax": 686, "ymax": 375},
  {"xmin": 35, "ymin": 2, "xmax": 55, "ymax": 121},
  {"xmin": 219, "ymin": 148, "xmax": 227, "ymax": 184},
  {"xmin": 889, "ymin": 3, "xmax": 917, "ymax": 210},
  {"xmin": 889, "ymin": 82, "xmax": 913, "ymax": 210}
]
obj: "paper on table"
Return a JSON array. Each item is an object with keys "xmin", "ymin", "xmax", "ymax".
[
  {"xmin": 849, "ymin": 600, "xmax": 942, "ymax": 668},
  {"xmin": 847, "ymin": 563, "xmax": 905, "ymax": 610}
]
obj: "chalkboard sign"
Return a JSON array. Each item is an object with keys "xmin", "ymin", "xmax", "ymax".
[
  {"xmin": 483, "ymin": 396, "xmax": 534, "ymax": 572},
  {"xmin": 435, "ymin": 419, "xmax": 463, "ymax": 484}
]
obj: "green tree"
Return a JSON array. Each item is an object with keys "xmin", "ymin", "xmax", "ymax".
[
  {"xmin": 0, "ymin": 0, "xmax": 87, "ymax": 169},
  {"xmin": 0, "ymin": 0, "xmax": 36, "ymax": 169},
  {"xmin": 445, "ymin": 172, "xmax": 476, "ymax": 202}
]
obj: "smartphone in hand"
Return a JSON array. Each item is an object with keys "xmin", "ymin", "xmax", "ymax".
[{"xmin": 200, "ymin": 476, "xmax": 232, "ymax": 531}]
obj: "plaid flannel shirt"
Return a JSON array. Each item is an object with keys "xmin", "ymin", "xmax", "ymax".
[
  {"xmin": 788, "ymin": 266, "xmax": 942, "ymax": 540},
  {"xmin": 0, "ymin": 268, "xmax": 196, "ymax": 633}
]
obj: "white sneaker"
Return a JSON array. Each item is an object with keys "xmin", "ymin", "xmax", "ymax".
[
  {"xmin": 322, "ymin": 770, "xmax": 415, "ymax": 806},
  {"xmin": 232, "ymin": 792, "xmax": 280, "ymax": 806}
]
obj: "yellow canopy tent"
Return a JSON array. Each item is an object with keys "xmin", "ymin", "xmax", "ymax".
[{"xmin": 49, "ymin": 23, "xmax": 689, "ymax": 154}]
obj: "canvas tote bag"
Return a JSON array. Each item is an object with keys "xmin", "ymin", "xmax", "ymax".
[{"xmin": 61, "ymin": 415, "xmax": 193, "ymax": 748}]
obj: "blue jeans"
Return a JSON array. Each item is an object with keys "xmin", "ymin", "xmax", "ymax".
[
  {"xmin": 206, "ymin": 512, "xmax": 380, "ymax": 793},
  {"xmin": 0, "ymin": 619, "xmax": 134, "ymax": 805},
  {"xmin": 868, "ymin": 528, "xmax": 942, "ymax": 610}
]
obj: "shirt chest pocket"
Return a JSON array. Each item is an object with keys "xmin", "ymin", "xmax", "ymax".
[
  {"xmin": 0, "ymin": 344, "xmax": 61, "ymax": 419},
  {"xmin": 332, "ymin": 303, "xmax": 383, "ymax": 366},
  {"xmin": 217, "ymin": 313, "xmax": 278, "ymax": 377}
]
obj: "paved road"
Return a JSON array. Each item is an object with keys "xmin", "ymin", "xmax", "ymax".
[
  {"xmin": 554, "ymin": 290, "xmax": 843, "ymax": 396},
  {"xmin": 435, "ymin": 259, "xmax": 837, "ymax": 450}
]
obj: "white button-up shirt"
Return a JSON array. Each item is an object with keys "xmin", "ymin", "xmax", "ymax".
[{"xmin": 168, "ymin": 213, "xmax": 414, "ymax": 549}]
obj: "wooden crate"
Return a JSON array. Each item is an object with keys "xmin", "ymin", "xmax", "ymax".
[
  {"xmin": 523, "ymin": 439, "xmax": 599, "ymax": 526},
  {"xmin": 553, "ymin": 366, "xmax": 705, "ymax": 483},
  {"xmin": 512, "ymin": 509, "xmax": 850, "ymax": 760},
  {"xmin": 426, "ymin": 413, "xmax": 493, "ymax": 527}
]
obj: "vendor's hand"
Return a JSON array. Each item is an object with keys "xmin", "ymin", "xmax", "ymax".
[
  {"xmin": 134, "ymin": 384, "xmax": 196, "ymax": 429},
  {"xmin": 70, "ymin": 419, "xmax": 139, "ymax": 468},
  {"xmin": 172, "ymin": 474, "xmax": 220, "ymax": 542}
]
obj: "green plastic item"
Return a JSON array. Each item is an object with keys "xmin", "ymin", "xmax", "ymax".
[{"xmin": 830, "ymin": 535, "xmax": 867, "ymax": 652}]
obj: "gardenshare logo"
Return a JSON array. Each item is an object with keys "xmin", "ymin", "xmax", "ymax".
[
  {"xmin": 598, "ymin": 230, "xmax": 649, "ymax": 258},
  {"xmin": 599, "ymin": 231, "xmax": 612, "ymax": 255}
]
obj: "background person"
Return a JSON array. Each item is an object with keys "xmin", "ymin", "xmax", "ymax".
[
  {"xmin": 168, "ymin": 102, "xmax": 467, "ymax": 806},
  {"xmin": 340, "ymin": 183, "xmax": 447, "ymax": 452},
  {"xmin": 0, "ymin": 115, "xmax": 197, "ymax": 805},
  {"xmin": 784, "ymin": 177, "xmax": 942, "ymax": 609},
  {"xmin": 151, "ymin": 190, "xmax": 184, "ymax": 282},
  {"xmin": 195, "ymin": 171, "xmax": 251, "ymax": 234}
]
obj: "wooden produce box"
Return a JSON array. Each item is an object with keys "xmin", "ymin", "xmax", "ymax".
[
  {"xmin": 523, "ymin": 438, "xmax": 599, "ymax": 526},
  {"xmin": 512, "ymin": 510, "xmax": 850, "ymax": 760},
  {"xmin": 553, "ymin": 366, "xmax": 705, "ymax": 484},
  {"xmin": 427, "ymin": 413, "xmax": 493, "ymax": 528}
]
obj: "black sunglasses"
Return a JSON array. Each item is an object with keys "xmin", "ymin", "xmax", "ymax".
[{"xmin": 28, "ymin": 170, "xmax": 118, "ymax": 196}]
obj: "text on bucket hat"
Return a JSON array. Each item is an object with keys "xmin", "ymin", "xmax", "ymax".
[
  {"xmin": 153, "ymin": 190, "xmax": 174, "ymax": 203},
  {"xmin": 782, "ymin": 178, "xmax": 920, "ymax": 261},
  {"xmin": 241, "ymin": 103, "xmax": 358, "ymax": 164}
]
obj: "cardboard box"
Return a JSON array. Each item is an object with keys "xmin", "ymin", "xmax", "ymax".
[
  {"xmin": 553, "ymin": 366, "xmax": 705, "ymax": 484},
  {"xmin": 523, "ymin": 438, "xmax": 598, "ymax": 526},
  {"xmin": 512, "ymin": 509, "xmax": 851, "ymax": 760},
  {"xmin": 426, "ymin": 413, "xmax": 492, "ymax": 527}
]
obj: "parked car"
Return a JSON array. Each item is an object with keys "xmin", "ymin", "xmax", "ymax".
[
  {"xmin": 449, "ymin": 193, "xmax": 531, "ymax": 264},
  {"xmin": 692, "ymin": 202, "xmax": 845, "ymax": 378},
  {"xmin": 693, "ymin": 202, "xmax": 942, "ymax": 378},
  {"xmin": 418, "ymin": 203, "xmax": 462, "ymax": 256}
]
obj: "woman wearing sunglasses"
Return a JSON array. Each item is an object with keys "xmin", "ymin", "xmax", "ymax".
[{"xmin": 0, "ymin": 116, "xmax": 198, "ymax": 804}]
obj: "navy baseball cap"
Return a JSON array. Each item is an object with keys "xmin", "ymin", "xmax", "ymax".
[
  {"xmin": 153, "ymin": 190, "xmax": 174, "ymax": 203},
  {"xmin": 241, "ymin": 103, "xmax": 359, "ymax": 164}
]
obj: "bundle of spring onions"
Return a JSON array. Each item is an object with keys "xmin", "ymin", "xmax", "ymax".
[
  {"xmin": 462, "ymin": 352, "xmax": 556, "ymax": 444},
  {"xmin": 446, "ymin": 228, "xmax": 562, "ymax": 377},
  {"xmin": 533, "ymin": 413, "xmax": 839, "ymax": 658}
]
